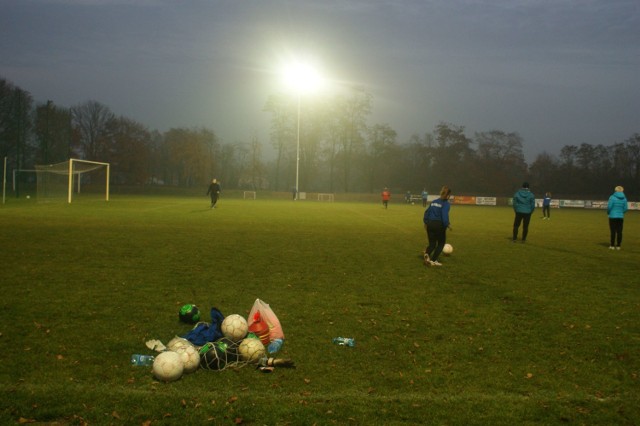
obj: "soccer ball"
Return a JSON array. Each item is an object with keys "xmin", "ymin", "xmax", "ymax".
[
  {"xmin": 175, "ymin": 345, "xmax": 200, "ymax": 373},
  {"xmin": 221, "ymin": 314, "xmax": 248, "ymax": 342},
  {"xmin": 238, "ymin": 337, "xmax": 266, "ymax": 364},
  {"xmin": 153, "ymin": 351, "xmax": 183, "ymax": 382},
  {"xmin": 178, "ymin": 304, "xmax": 200, "ymax": 324},
  {"xmin": 26, "ymin": 195, "xmax": 31, "ymax": 199},
  {"xmin": 443, "ymin": 243, "xmax": 453, "ymax": 255},
  {"xmin": 199, "ymin": 338, "xmax": 240, "ymax": 370},
  {"xmin": 167, "ymin": 336, "xmax": 192, "ymax": 352}
]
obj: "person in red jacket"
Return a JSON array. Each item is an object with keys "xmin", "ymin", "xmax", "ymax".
[{"xmin": 381, "ymin": 188, "xmax": 391, "ymax": 209}]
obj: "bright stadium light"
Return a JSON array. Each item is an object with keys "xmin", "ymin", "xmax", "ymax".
[
  {"xmin": 281, "ymin": 58, "xmax": 324, "ymax": 200},
  {"xmin": 282, "ymin": 60, "xmax": 324, "ymax": 95}
]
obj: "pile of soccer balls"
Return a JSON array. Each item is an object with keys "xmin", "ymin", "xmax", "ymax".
[{"xmin": 152, "ymin": 312, "xmax": 266, "ymax": 382}]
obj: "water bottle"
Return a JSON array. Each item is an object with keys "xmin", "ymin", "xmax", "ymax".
[
  {"xmin": 131, "ymin": 354, "xmax": 155, "ymax": 366},
  {"xmin": 267, "ymin": 338, "xmax": 284, "ymax": 354},
  {"xmin": 332, "ymin": 337, "xmax": 355, "ymax": 347}
]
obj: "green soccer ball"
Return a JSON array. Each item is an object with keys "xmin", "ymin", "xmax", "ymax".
[{"xmin": 178, "ymin": 304, "xmax": 200, "ymax": 324}]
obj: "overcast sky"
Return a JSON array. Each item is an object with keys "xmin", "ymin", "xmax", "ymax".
[{"xmin": 1, "ymin": 0, "xmax": 639, "ymax": 162}]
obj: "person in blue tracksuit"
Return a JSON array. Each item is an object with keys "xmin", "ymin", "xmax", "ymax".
[
  {"xmin": 423, "ymin": 186, "xmax": 452, "ymax": 267},
  {"xmin": 607, "ymin": 185, "xmax": 628, "ymax": 250},
  {"xmin": 542, "ymin": 192, "xmax": 552, "ymax": 219},
  {"xmin": 512, "ymin": 182, "xmax": 535, "ymax": 242}
]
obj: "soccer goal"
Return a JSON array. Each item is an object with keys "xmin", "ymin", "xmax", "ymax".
[
  {"xmin": 243, "ymin": 191, "xmax": 256, "ymax": 200},
  {"xmin": 317, "ymin": 193, "xmax": 334, "ymax": 202},
  {"xmin": 35, "ymin": 159, "xmax": 110, "ymax": 203}
]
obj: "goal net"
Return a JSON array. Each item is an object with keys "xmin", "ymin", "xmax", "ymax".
[
  {"xmin": 317, "ymin": 193, "xmax": 334, "ymax": 202},
  {"xmin": 35, "ymin": 159, "xmax": 110, "ymax": 203},
  {"xmin": 243, "ymin": 191, "xmax": 256, "ymax": 200}
]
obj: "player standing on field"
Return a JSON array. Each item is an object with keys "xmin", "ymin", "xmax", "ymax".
[
  {"xmin": 207, "ymin": 178, "xmax": 221, "ymax": 209},
  {"xmin": 512, "ymin": 182, "xmax": 535, "ymax": 242},
  {"xmin": 421, "ymin": 188, "xmax": 429, "ymax": 207},
  {"xmin": 423, "ymin": 186, "xmax": 452, "ymax": 267},
  {"xmin": 607, "ymin": 185, "xmax": 628, "ymax": 250},
  {"xmin": 542, "ymin": 192, "xmax": 551, "ymax": 219},
  {"xmin": 381, "ymin": 187, "xmax": 391, "ymax": 209}
]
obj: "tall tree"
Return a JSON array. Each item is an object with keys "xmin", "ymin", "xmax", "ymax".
[
  {"xmin": 164, "ymin": 128, "xmax": 217, "ymax": 187},
  {"xmin": 34, "ymin": 100, "xmax": 72, "ymax": 164},
  {"xmin": 241, "ymin": 134, "xmax": 266, "ymax": 190},
  {"xmin": 71, "ymin": 100, "xmax": 115, "ymax": 160},
  {"xmin": 431, "ymin": 122, "xmax": 475, "ymax": 192},
  {"xmin": 474, "ymin": 130, "xmax": 527, "ymax": 195},
  {"xmin": 0, "ymin": 80, "xmax": 33, "ymax": 196},
  {"xmin": 105, "ymin": 116, "xmax": 152, "ymax": 185},
  {"xmin": 365, "ymin": 123, "xmax": 397, "ymax": 192},
  {"xmin": 264, "ymin": 93, "xmax": 295, "ymax": 191},
  {"xmin": 528, "ymin": 152, "xmax": 559, "ymax": 196},
  {"xmin": 557, "ymin": 145, "xmax": 579, "ymax": 195}
]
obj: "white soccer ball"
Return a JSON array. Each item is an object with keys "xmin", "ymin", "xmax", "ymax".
[
  {"xmin": 166, "ymin": 336, "xmax": 191, "ymax": 352},
  {"xmin": 175, "ymin": 345, "xmax": 200, "ymax": 373},
  {"xmin": 442, "ymin": 243, "xmax": 453, "ymax": 255},
  {"xmin": 26, "ymin": 195, "xmax": 31, "ymax": 199},
  {"xmin": 153, "ymin": 351, "xmax": 184, "ymax": 382},
  {"xmin": 221, "ymin": 314, "xmax": 248, "ymax": 342},
  {"xmin": 238, "ymin": 338, "xmax": 266, "ymax": 364}
]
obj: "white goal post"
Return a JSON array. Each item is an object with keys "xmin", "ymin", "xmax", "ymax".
[
  {"xmin": 317, "ymin": 193, "xmax": 334, "ymax": 202},
  {"xmin": 35, "ymin": 158, "xmax": 110, "ymax": 203},
  {"xmin": 243, "ymin": 191, "xmax": 256, "ymax": 200}
]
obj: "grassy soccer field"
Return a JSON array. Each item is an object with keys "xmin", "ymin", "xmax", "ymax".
[{"xmin": 1, "ymin": 196, "xmax": 638, "ymax": 425}]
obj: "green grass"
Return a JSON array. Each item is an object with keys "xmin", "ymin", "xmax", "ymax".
[{"xmin": 1, "ymin": 196, "xmax": 639, "ymax": 425}]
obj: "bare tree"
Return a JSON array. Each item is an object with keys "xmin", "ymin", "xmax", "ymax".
[
  {"xmin": 71, "ymin": 100, "xmax": 115, "ymax": 160},
  {"xmin": 474, "ymin": 130, "xmax": 527, "ymax": 194},
  {"xmin": 105, "ymin": 116, "xmax": 152, "ymax": 185},
  {"xmin": 264, "ymin": 93, "xmax": 295, "ymax": 191},
  {"xmin": 34, "ymin": 100, "xmax": 72, "ymax": 164},
  {"xmin": 365, "ymin": 123, "xmax": 397, "ymax": 192}
]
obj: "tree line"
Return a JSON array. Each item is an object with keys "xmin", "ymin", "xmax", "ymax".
[{"xmin": 1, "ymin": 76, "xmax": 637, "ymax": 198}]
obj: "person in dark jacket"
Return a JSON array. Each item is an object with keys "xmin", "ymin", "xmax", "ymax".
[
  {"xmin": 542, "ymin": 192, "xmax": 552, "ymax": 219},
  {"xmin": 512, "ymin": 182, "xmax": 535, "ymax": 242},
  {"xmin": 206, "ymin": 178, "xmax": 221, "ymax": 209},
  {"xmin": 607, "ymin": 185, "xmax": 628, "ymax": 250},
  {"xmin": 423, "ymin": 186, "xmax": 452, "ymax": 267}
]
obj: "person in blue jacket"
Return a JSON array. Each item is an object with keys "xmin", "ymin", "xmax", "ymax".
[
  {"xmin": 421, "ymin": 189, "xmax": 429, "ymax": 207},
  {"xmin": 542, "ymin": 192, "xmax": 552, "ymax": 219},
  {"xmin": 423, "ymin": 186, "xmax": 452, "ymax": 267},
  {"xmin": 512, "ymin": 182, "xmax": 535, "ymax": 242},
  {"xmin": 607, "ymin": 185, "xmax": 628, "ymax": 250}
]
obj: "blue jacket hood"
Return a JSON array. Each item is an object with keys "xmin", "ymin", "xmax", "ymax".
[{"xmin": 613, "ymin": 192, "xmax": 626, "ymax": 200}]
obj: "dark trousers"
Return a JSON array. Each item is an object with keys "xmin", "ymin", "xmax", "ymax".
[
  {"xmin": 210, "ymin": 194, "xmax": 219, "ymax": 207},
  {"xmin": 543, "ymin": 205, "xmax": 550, "ymax": 218},
  {"xmin": 609, "ymin": 218, "xmax": 624, "ymax": 247},
  {"xmin": 513, "ymin": 212, "xmax": 532, "ymax": 241},
  {"xmin": 425, "ymin": 221, "xmax": 446, "ymax": 261}
]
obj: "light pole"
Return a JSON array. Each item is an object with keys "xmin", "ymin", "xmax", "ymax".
[
  {"xmin": 281, "ymin": 59, "xmax": 323, "ymax": 200},
  {"xmin": 295, "ymin": 91, "xmax": 301, "ymax": 200}
]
